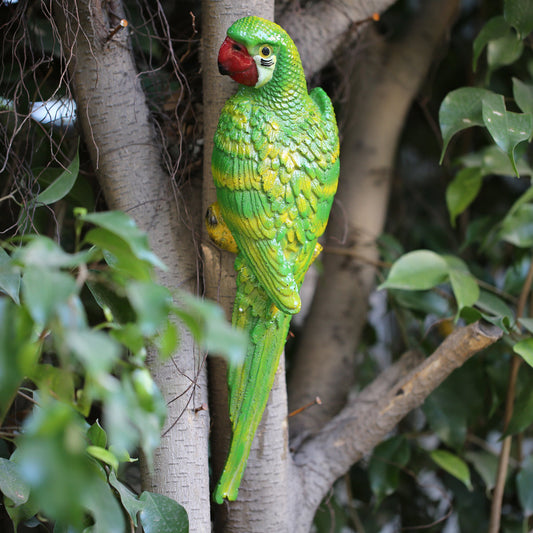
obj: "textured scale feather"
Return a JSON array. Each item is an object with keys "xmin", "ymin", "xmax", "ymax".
[{"xmin": 208, "ymin": 16, "xmax": 339, "ymax": 503}]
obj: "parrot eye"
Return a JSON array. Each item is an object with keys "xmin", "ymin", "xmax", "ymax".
[{"xmin": 259, "ymin": 45, "xmax": 272, "ymax": 58}]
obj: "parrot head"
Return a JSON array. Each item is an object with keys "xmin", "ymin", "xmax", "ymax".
[{"xmin": 218, "ymin": 16, "xmax": 292, "ymax": 89}]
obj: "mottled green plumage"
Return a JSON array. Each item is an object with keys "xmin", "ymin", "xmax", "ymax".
[{"xmin": 210, "ymin": 16, "xmax": 339, "ymax": 503}]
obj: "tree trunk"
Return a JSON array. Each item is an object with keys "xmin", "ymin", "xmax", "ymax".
[{"xmin": 56, "ymin": 0, "xmax": 210, "ymax": 528}]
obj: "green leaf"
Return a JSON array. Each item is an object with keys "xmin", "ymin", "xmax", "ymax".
[
  {"xmin": 465, "ymin": 450, "xmax": 499, "ymax": 490},
  {"xmin": 487, "ymin": 32, "xmax": 523, "ymax": 76},
  {"xmin": 14, "ymin": 236, "xmax": 96, "ymax": 269},
  {"xmin": 475, "ymin": 290, "xmax": 514, "ymax": 331},
  {"xmin": 505, "ymin": 0, "xmax": 533, "ymax": 38},
  {"xmin": 87, "ymin": 446, "xmax": 119, "ymax": 473},
  {"xmin": 22, "ymin": 267, "xmax": 78, "ymax": 325},
  {"xmin": 35, "ymin": 149, "xmax": 79, "ymax": 204},
  {"xmin": 0, "ymin": 300, "xmax": 39, "ymax": 420},
  {"xmin": 65, "ymin": 329, "xmax": 121, "ymax": 376},
  {"xmin": 81, "ymin": 211, "xmax": 166, "ymax": 271},
  {"xmin": 473, "ymin": 16, "xmax": 510, "ymax": 70},
  {"xmin": 441, "ymin": 256, "xmax": 479, "ymax": 313},
  {"xmin": 175, "ymin": 292, "xmax": 247, "ymax": 365},
  {"xmin": 519, "ymin": 318, "xmax": 533, "ymax": 334},
  {"xmin": 388, "ymin": 289, "xmax": 450, "ymax": 317},
  {"xmin": 449, "ymin": 270, "xmax": 480, "ymax": 313},
  {"xmin": 88, "ymin": 421, "xmax": 107, "ymax": 448},
  {"xmin": 500, "ymin": 203, "xmax": 533, "ymax": 247},
  {"xmin": 460, "ymin": 145, "xmax": 533, "ymax": 178},
  {"xmin": 423, "ymin": 385, "xmax": 468, "ymax": 448},
  {"xmin": 0, "ymin": 247, "xmax": 20, "ymax": 304},
  {"xmin": 126, "ymin": 281, "xmax": 173, "ymax": 337},
  {"xmin": 108, "ymin": 470, "xmax": 142, "ymax": 527},
  {"xmin": 505, "ymin": 387, "xmax": 533, "ymax": 436},
  {"xmin": 439, "ymin": 87, "xmax": 493, "ymax": 162},
  {"xmin": 513, "ymin": 338, "xmax": 533, "ymax": 367},
  {"xmin": 430, "ymin": 449, "xmax": 472, "ymax": 490},
  {"xmin": 15, "ymin": 400, "xmax": 111, "ymax": 530},
  {"xmin": 379, "ymin": 250, "xmax": 448, "ymax": 291},
  {"xmin": 86, "ymin": 228, "xmax": 153, "ymax": 281},
  {"xmin": 481, "ymin": 93, "xmax": 532, "ymax": 177},
  {"xmin": 29, "ymin": 364, "xmax": 75, "ymax": 405},
  {"xmin": 138, "ymin": 491, "xmax": 189, "ymax": 533},
  {"xmin": 368, "ymin": 436, "xmax": 410, "ymax": 507},
  {"xmin": 517, "ymin": 455, "xmax": 533, "ymax": 515},
  {"xmin": 86, "ymin": 280, "xmax": 136, "ymax": 324},
  {"xmin": 446, "ymin": 167, "xmax": 483, "ymax": 227},
  {"xmin": 156, "ymin": 320, "xmax": 179, "ymax": 360},
  {"xmin": 0, "ymin": 458, "xmax": 30, "ymax": 505},
  {"xmin": 513, "ymin": 78, "xmax": 533, "ymax": 120}
]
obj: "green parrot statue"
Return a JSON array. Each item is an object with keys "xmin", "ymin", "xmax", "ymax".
[{"xmin": 207, "ymin": 15, "xmax": 340, "ymax": 503}]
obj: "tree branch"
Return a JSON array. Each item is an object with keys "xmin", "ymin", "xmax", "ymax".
[
  {"xmin": 292, "ymin": 321, "xmax": 502, "ymax": 531},
  {"xmin": 278, "ymin": 0, "xmax": 395, "ymax": 77},
  {"xmin": 287, "ymin": 0, "xmax": 460, "ymax": 443}
]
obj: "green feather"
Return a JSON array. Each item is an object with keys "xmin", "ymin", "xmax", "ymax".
[{"xmin": 210, "ymin": 15, "xmax": 339, "ymax": 503}]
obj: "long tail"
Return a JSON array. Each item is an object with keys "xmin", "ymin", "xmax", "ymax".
[{"xmin": 214, "ymin": 259, "xmax": 292, "ymax": 504}]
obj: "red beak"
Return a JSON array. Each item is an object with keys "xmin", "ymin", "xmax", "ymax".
[{"xmin": 218, "ymin": 37, "xmax": 258, "ymax": 87}]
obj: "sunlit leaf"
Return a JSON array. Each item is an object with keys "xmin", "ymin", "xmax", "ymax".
[
  {"xmin": 35, "ymin": 149, "xmax": 79, "ymax": 205},
  {"xmin": 87, "ymin": 445, "xmax": 119, "ymax": 473},
  {"xmin": 513, "ymin": 338, "xmax": 533, "ymax": 367},
  {"xmin": 139, "ymin": 491, "xmax": 189, "ymax": 533},
  {"xmin": 379, "ymin": 250, "xmax": 448, "ymax": 291},
  {"xmin": 481, "ymin": 92, "xmax": 532, "ymax": 177},
  {"xmin": 430, "ymin": 449, "xmax": 472, "ymax": 490},
  {"xmin": 439, "ymin": 87, "xmax": 493, "ymax": 162},
  {"xmin": 505, "ymin": 0, "xmax": 533, "ymax": 38}
]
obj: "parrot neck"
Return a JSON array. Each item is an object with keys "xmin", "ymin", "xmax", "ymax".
[{"xmin": 243, "ymin": 42, "xmax": 308, "ymax": 117}]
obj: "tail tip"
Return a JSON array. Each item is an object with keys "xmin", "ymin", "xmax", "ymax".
[{"xmin": 214, "ymin": 482, "xmax": 239, "ymax": 504}]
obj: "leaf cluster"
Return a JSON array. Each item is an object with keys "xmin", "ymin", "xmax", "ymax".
[{"xmin": 0, "ymin": 192, "xmax": 245, "ymax": 531}]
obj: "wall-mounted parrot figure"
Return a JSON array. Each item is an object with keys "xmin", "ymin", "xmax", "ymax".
[{"xmin": 206, "ymin": 15, "xmax": 339, "ymax": 503}]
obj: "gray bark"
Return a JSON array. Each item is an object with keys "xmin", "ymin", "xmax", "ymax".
[{"xmin": 56, "ymin": 0, "xmax": 210, "ymax": 529}]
